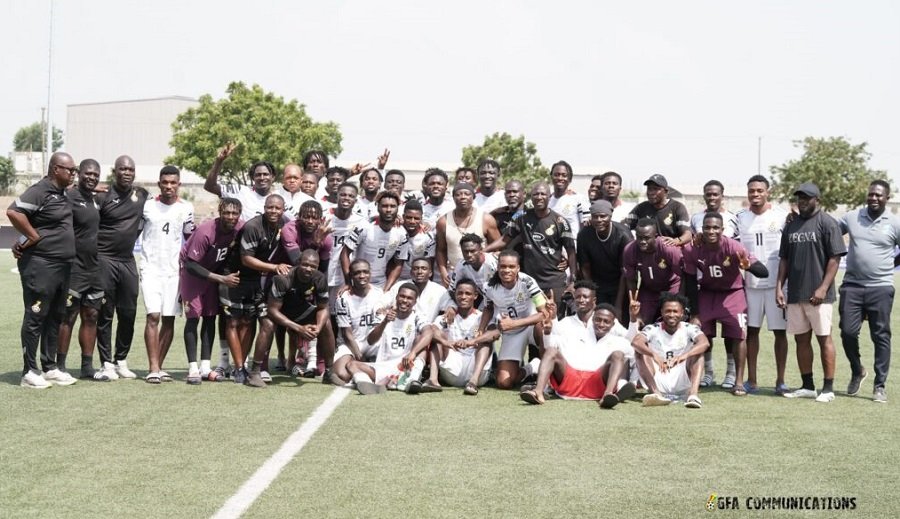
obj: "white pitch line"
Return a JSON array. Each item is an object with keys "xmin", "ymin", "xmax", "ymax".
[{"xmin": 211, "ymin": 387, "xmax": 351, "ymax": 519}]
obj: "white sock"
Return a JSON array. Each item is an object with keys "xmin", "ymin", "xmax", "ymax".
[
  {"xmin": 408, "ymin": 358, "xmax": 425, "ymax": 381},
  {"xmin": 188, "ymin": 361, "xmax": 199, "ymax": 373},
  {"xmin": 306, "ymin": 340, "xmax": 318, "ymax": 370},
  {"xmin": 200, "ymin": 359, "xmax": 211, "ymax": 373},
  {"xmin": 704, "ymin": 359, "xmax": 714, "ymax": 373},
  {"xmin": 352, "ymin": 372, "xmax": 373, "ymax": 384},
  {"xmin": 524, "ymin": 357, "xmax": 540, "ymax": 378}
]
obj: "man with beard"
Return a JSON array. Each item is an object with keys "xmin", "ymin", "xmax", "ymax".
[
  {"xmin": 622, "ymin": 218, "xmax": 683, "ymax": 325},
  {"xmin": 384, "ymin": 258, "xmax": 451, "ymax": 323},
  {"xmin": 399, "ymin": 200, "xmax": 436, "ymax": 280},
  {"xmin": 245, "ymin": 249, "xmax": 334, "ymax": 387},
  {"xmin": 485, "ymin": 182, "xmax": 576, "ymax": 309},
  {"xmin": 490, "ymin": 180, "xmax": 526, "ymax": 257},
  {"xmin": 450, "ymin": 233, "xmax": 498, "ymax": 298},
  {"xmin": 95, "ymin": 155, "xmax": 150, "ymax": 380},
  {"xmin": 204, "ymin": 143, "xmax": 276, "ymax": 222},
  {"xmin": 140, "ymin": 166, "xmax": 195, "ymax": 384},
  {"xmin": 776, "ymin": 183, "xmax": 846, "ymax": 403},
  {"xmin": 632, "ymin": 293, "xmax": 709, "ymax": 408},
  {"xmin": 624, "ymin": 174, "xmax": 691, "ymax": 246},
  {"xmin": 354, "ymin": 167, "xmax": 382, "ymax": 221},
  {"xmin": 599, "ymin": 171, "xmax": 635, "ymax": 223},
  {"xmin": 8, "ymin": 152, "xmax": 78, "ymax": 388},
  {"xmin": 435, "ymin": 182, "xmax": 501, "ymax": 287},
  {"xmin": 57, "ymin": 159, "xmax": 106, "ymax": 380},
  {"xmin": 474, "ymin": 159, "xmax": 506, "ymax": 213},
  {"xmin": 327, "ymin": 182, "xmax": 368, "ymax": 311},
  {"xmin": 331, "ymin": 259, "xmax": 385, "ymax": 385},
  {"xmin": 282, "ymin": 200, "xmax": 333, "ymax": 270},
  {"xmin": 340, "ymin": 191, "xmax": 409, "ymax": 291},
  {"xmin": 577, "ymin": 200, "xmax": 633, "ymax": 310},
  {"xmin": 179, "ymin": 198, "xmax": 242, "ymax": 383},
  {"xmin": 221, "ymin": 194, "xmax": 291, "ymax": 384},
  {"xmin": 318, "ymin": 166, "xmax": 348, "ymax": 214},
  {"xmin": 690, "ymin": 180, "xmax": 738, "ymax": 239},
  {"xmin": 421, "ymin": 168, "xmax": 455, "ymax": 226}
]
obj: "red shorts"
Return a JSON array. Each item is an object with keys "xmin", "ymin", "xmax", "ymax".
[
  {"xmin": 698, "ymin": 290, "xmax": 748, "ymax": 340},
  {"xmin": 550, "ymin": 365, "xmax": 607, "ymax": 400}
]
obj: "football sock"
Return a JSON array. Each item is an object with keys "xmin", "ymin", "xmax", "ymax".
[
  {"xmin": 801, "ymin": 373, "xmax": 815, "ymax": 391},
  {"xmin": 57, "ymin": 352, "xmax": 67, "ymax": 371},
  {"xmin": 80, "ymin": 355, "xmax": 96, "ymax": 376},
  {"xmin": 822, "ymin": 378, "xmax": 834, "ymax": 393}
]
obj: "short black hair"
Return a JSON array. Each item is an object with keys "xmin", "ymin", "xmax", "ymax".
[
  {"xmin": 424, "ymin": 168, "xmax": 448, "ymax": 184},
  {"xmin": 459, "ymin": 233, "xmax": 484, "ymax": 248},
  {"xmin": 703, "ymin": 180, "xmax": 724, "ymax": 192},
  {"xmin": 454, "ymin": 277, "xmax": 479, "ymax": 293},
  {"xmin": 477, "ymin": 159, "xmax": 500, "ymax": 172},
  {"xmin": 326, "ymin": 166, "xmax": 349, "ymax": 180},
  {"xmin": 385, "ymin": 169, "xmax": 405, "ymax": 181},
  {"xmin": 404, "ymin": 200, "xmax": 423, "ymax": 212},
  {"xmin": 338, "ymin": 181, "xmax": 359, "ymax": 193},
  {"xmin": 594, "ymin": 302, "xmax": 620, "ymax": 321},
  {"xmin": 702, "ymin": 212, "xmax": 723, "ymax": 225},
  {"xmin": 397, "ymin": 282, "xmax": 420, "ymax": 298},
  {"xmin": 600, "ymin": 171, "xmax": 622, "ymax": 184},
  {"xmin": 159, "ymin": 165, "xmax": 180, "ymax": 178},
  {"xmin": 659, "ymin": 291, "xmax": 688, "ymax": 310},
  {"xmin": 573, "ymin": 280, "xmax": 597, "ymax": 292},
  {"xmin": 636, "ymin": 217, "xmax": 657, "ymax": 230},
  {"xmin": 219, "ymin": 197, "xmax": 242, "ymax": 212},
  {"xmin": 870, "ymin": 179, "xmax": 891, "ymax": 195},
  {"xmin": 747, "ymin": 175, "xmax": 770, "ymax": 188}
]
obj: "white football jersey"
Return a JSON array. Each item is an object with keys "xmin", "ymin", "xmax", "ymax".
[
  {"xmin": 141, "ymin": 198, "xmax": 194, "ymax": 275},
  {"xmin": 450, "ymin": 253, "xmax": 498, "ymax": 296},
  {"xmin": 433, "ymin": 310, "xmax": 483, "ymax": 357},
  {"xmin": 483, "ymin": 272, "xmax": 544, "ymax": 322},
  {"xmin": 735, "ymin": 206, "xmax": 787, "ymax": 289},
  {"xmin": 371, "ymin": 310, "xmax": 428, "ymax": 363},
  {"xmin": 641, "ymin": 322, "xmax": 703, "ymax": 360},
  {"xmin": 421, "ymin": 198, "xmax": 455, "ymax": 226},
  {"xmin": 385, "ymin": 280, "xmax": 451, "ymax": 323},
  {"xmin": 335, "ymin": 286, "xmax": 385, "ymax": 347},
  {"xmin": 345, "ymin": 221, "xmax": 410, "ymax": 287},
  {"xmin": 221, "ymin": 184, "xmax": 268, "ymax": 223},
  {"xmin": 690, "ymin": 209, "xmax": 739, "ymax": 239},
  {"xmin": 474, "ymin": 190, "xmax": 506, "ymax": 213},
  {"xmin": 327, "ymin": 211, "xmax": 368, "ymax": 286},
  {"xmin": 549, "ymin": 192, "xmax": 589, "ymax": 236},
  {"xmin": 400, "ymin": 230, "xmax": 437, "ymax": 280}
]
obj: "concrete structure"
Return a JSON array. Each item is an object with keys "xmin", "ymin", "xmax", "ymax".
[{"xmin": 66, "ymin": 96, "xmax": 202, "ymax": 185}]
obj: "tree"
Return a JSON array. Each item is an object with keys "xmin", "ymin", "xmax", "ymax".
[
  {"xmin": 461, "ymin": 132, "xmax": 549, "ymax": 189},
  {"xmin": 167, "ymin": 82, "xmax": 342, "ymax": 184},
  {"xmin": 13, "ymin": 122, "xmax": 64, "ymax": 152},
  {"xmin": 770, "ymin": 137, "xmax": 888, "ymax": 212},
  {"xmin": 0, "ymin": 156, "xmax": 15, "ymax": 195}
]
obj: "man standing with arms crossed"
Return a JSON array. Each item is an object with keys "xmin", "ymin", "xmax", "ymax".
[
  {"xmin": 776, "ymin": 183, "xmax": 846, "ymax": 403},
  {"xmin": 96, "ymin": 155, "xmax": 149, "ymax": 380},
  {"xmin": 838, "ymin": 180, "xmax": 900, "ymax": 403}
]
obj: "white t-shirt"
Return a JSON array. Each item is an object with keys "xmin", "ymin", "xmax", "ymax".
[
  {"xmin": 612, "ymin": 201, "xmax": 635, "ymax": 224},
  {"xmin": 276, "ymin": 187, "xmax": 315, "ymax": 221},
  {"xmin": 475, "ymin": 190, "xmax": 506, "ymax": 214},
  {"xmin": 735, "ymin": 206, "xmax": 787, "ymax": 290},
  {"xmin": 141, "ymin": 197, "xmax": 194, "ymax": 275},
  {"xmin": 422, "ymin": 198, "xmax": 455, "ymax": 226},
  {"xmin": 220, "ymin": 184, "xmax": 269, "ymax": 223}
]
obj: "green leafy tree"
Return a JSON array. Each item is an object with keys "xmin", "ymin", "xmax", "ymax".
[
  {"xmin": 0, "ymin": 156, "xmax": 15, "ymax": 195},
  {"xmin": 13, "ymin": 122, "xmax": 63, "ymax": 152},
  {"xmin": 167, "ymin": 82, "xmax": 342, "ymax": 184},
  {"xmin": 461, "ymin": 132, "xmax": 549, "ymax": 189},
  {"xmin": 770, "ymin": 137, "xmax": 888, "ymax": 211}
]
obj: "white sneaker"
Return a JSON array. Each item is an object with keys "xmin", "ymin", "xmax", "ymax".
[
  {"xmin": 815, "ymin": 391, "xmax": 835, "ymax": 403},
  {"xmin": 785, "ymin": 388, "xmax": 818, "ymax": 399},
  {"xmin": 115, "ymin": 360, "xmax": 137, "ymax": 379},
  {"xmin": 20, "ymin": 369, "xmax": 51, "ymax": 389},
  {"xmin": 260, "ymin": 371, "xmax": 272, "ymax": 383},
  {"xmin": 43, "ymin": 369, "xmax": 77, "ymax": 386},
  {"xmin": 102, "ymin": 362, "xmax": 120, "ymax": 381}
]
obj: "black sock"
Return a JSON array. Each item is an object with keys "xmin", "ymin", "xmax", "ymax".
[
  {"xmin": 57, "ymin": 353, "xmax": 67, "ymax": 371},
  {"xmin": 801, "ymin": 373, "xmax": 815, "ymax": 391},
  {"xmin": 81, "ymin": 355, "xmax": 96, "ymax": 376},
  {"xmin": 823, "ymin": 378, "xmax": 834, "ymax": 393}
]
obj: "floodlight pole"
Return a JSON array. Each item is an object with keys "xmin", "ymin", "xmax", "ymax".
[{"xmin": 45, "ymin": 0, "xmax": 55, "ymax": 168}]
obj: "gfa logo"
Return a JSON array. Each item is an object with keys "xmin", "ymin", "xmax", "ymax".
[{"xmin": 707, "ymin": 494, "xmax": 740, "ymax": 511}]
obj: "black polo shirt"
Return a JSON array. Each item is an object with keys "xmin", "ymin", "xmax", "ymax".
[
  {"xmin": 70, "ymin": 185, "xmax": 100, "ymax": 274},
  {"xmin": 97, "ymin": 185, "xmax": 150, "ymax": 259},
  {"xmin": 270, "ymin": 267, "xmax": 329, "ymax": 322},
  {"xmin": 239, "ymin": 215, "xmax": 289, "ymax": 280},
  {"xmin": 504, "ymin": 208, "xmax": 575, "ymax": 289},
  {"xmin": 10, "ymin": 177, "xmax": 75, "ymax": 261},
  {"xmin": 624, "ymin": 199, "xmax": 691, "ymax": 239}
]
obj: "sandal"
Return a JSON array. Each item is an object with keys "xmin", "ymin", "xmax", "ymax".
[
  {"xmin": 159, "ymin": 371, "xmax": 173, "ymax": 382},
  {"xmin": 206, "ymin": 367, "xmax": 225, "ymax": 382},
  {"xmin": 186, "ymin": 371, "xmax": 202, "ymax": 385},
  {"xmin": 463, "ymin": 382, "xmax": 479, "ymax": 396},
  {"xmin": 421, "ymin": 380, "xmax": 443, "ymax": 393},
  {"xmin": 599, "ymin": 393, "xmax": 619, "ymax": 409},
  {"xmin": 732, "ymin": 386, "xmax": 747, "ymax": 397},
  {"xmin": 145, "ymin": 372, "xmax": 161, "ymax": 384},
  {"xmin": 519, "ymin": 389, "xmax": 543, "ymax": 405},
  {"xmin": 685, "ymin": 395, "xmax": 703, "ymax": 408}
]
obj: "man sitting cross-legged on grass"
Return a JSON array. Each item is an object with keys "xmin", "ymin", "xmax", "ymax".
[
  {"xmin": 632, "ymin": 292, "xmax": 709, "ymax": 409},
  {"xmin": 520, "ymin": 301, "xmax": 637, "ymax": 409},
  {"xmin": 412, "ymin": 279, "xmax": 499, "ymax": 396},
  {"xmin": 245, "ymin": 249, "xmax": 335, "ymax": 388},
  {"xmin": 345, "ymin": 283, "xmax": 432, "ymax": 395}
]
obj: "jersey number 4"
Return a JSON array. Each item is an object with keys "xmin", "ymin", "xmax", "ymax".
[{"xmin": 162, "ymin": 222, "xmax": 170, "ymax": 234}]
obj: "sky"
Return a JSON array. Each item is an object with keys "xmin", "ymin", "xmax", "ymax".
[{"xmin": 2, "ymin": 0, "xmax": 898, "ymax": 192}]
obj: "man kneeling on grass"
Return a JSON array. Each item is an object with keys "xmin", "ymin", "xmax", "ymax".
[
  {"xmin": 345, "ymin": 283, "xmax": 432, "ymax": 395},
  {"xmin": 410, "ymin": 279, "xmax": 499, "ymax": 396},
  {"xmin": 520, "ymin": 303, "xmax": 636, "ymax": 408},
  {"xmin": 631, "ymin": 292, "xmax": 709, "ymax": 409}
]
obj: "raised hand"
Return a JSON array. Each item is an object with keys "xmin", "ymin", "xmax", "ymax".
[
  {"xmin": 217, "ymin": 142, "xmax": 237, "ymax": 161},
  {"xmin": 377, "ymin": 148, "xmax": 391, "ymax": 170}
]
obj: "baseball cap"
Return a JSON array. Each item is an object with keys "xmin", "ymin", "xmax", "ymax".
[
  {"xmin": 643, "ymin": 174, "xmax": 668, "ymax": 189},
  {"xmin": 590, "ymin": 199, "xmax": 613, "ymax": 215},
  {"xmin": 793, "ymin": 182, "xmax": 820, "ymax": 198}
]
